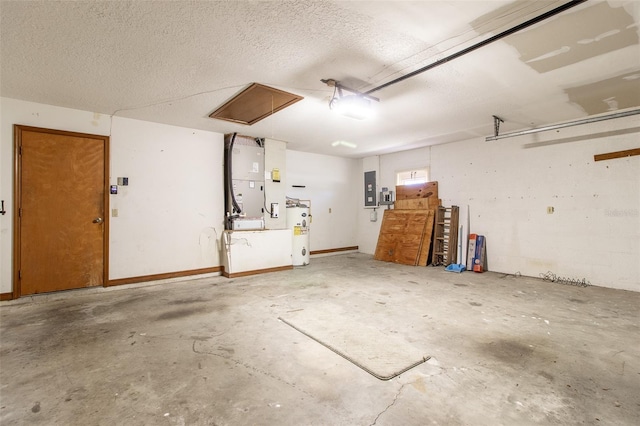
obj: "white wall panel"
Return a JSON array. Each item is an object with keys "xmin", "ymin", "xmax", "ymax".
[
  {"xmin": 357, "ymin": 115, "xmax": 640, "ymax": 291},
  {"xmin": 431, "ymin": 115, "xmax": 639, "ymax": 291},
  {"xmin": 286, "ymin": 150, "xmax": 358, "ymax": 252},
  {"xmin": 109, "ymin": 116, "xmax": 224, "ymax": 279}
]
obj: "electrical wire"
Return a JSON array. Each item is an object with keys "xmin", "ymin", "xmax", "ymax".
[
  {"xmin": 107, "ymin": 84, "xmax": 246, "ymax": 139},
  {"xmin": 109, "ymin": 84, "xmax": 245, "ymax": 118},
  {"xmin": 329, "ymin": 84, "xmax": 338, "ymax": 109}
]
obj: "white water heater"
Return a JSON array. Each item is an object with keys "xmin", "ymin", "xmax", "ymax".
[{"xmin": 286, "ymin": 206, "xmax": 310, "ymax": 266}]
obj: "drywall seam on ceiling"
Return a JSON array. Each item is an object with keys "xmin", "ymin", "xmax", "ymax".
[{"xmin": 505, "ymin": 1, "xmax": 638, "ymax": 74}]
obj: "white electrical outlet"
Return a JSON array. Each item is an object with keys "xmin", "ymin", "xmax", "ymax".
[{"xmin": 112, "ymin": 208, "xmax": 119, "ymax": 217}]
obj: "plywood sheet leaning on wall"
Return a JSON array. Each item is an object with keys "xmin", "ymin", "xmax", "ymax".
[
  {"xmin": 374, "ymin": 210, "xmax": 432, "ymax": 266},
  {"xmin": 395, "ymin": 181, "xmax": 440, "ymax": 209},
  {"xmin": 416, "ymin": 210, "xmax": 436, "ymax": 266}
]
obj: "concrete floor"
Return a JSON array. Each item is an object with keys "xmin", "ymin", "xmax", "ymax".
[{"xmin": 1, "ymin": 253, "xmax": 638, "ymax": 425}]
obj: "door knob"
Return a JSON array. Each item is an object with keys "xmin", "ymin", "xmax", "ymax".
[{"xmin": 93, "ymin": 217, "xmax": 103, "ymax": 224}]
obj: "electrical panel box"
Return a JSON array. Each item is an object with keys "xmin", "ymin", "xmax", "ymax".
[
  {"xmin": 364, "ymin": 171, "xmax": 377, "ymax": 207},
  {"xmin": 379, "ymin": 188, "xmax": 394, "ymax": 205}
]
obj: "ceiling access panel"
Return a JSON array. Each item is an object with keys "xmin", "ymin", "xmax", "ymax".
[{"xmin": 210, "ymin": 83, "xmax": 303, "ymax": 125}]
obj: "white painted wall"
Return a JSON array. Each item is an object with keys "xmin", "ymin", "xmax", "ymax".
[
  {"xmin": 109, "ymin": 117, "xmax": 224, "ymax": 279},
  {"xmin": 357, "ymin": 115, "xmax": 640, "ymax": 291},
  {"xmin": 0, "ymin": 98, "xmax": 224, "ymax": 293},
  {"xmin": 264, "ymin": 138, "xmax": 287, "ymax": 230},
  {"xmin": 286, "ymin": 150, "xmax": 359, "ymax": 252},
  {"xmin": 357, "ymin": 149, "xmax": 432, "ymax": 255},
  {"xmin": 4, "ymin": 97, "xmax": 637, "ymax": 292}
]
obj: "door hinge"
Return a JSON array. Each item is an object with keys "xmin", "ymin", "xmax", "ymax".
[
  {"xmin": 19, "ymin": 146, "xmax": 22, "ymax": 156},
  {"xmin": 18, "ymin": 270, "xmax": 21, "ymax": 279}
]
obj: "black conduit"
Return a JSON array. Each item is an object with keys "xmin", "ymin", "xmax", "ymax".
[
  {"xmin": 227, "ymin": 132, "xmax": 242, "ymax": 215},
  {"xmin": 364, "ymin": 0, "xmax": 588, "ymax": 95}
]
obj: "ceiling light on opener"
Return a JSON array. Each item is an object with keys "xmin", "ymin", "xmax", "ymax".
[
  {"xmin": 331, "ymin": 95, "xmax": 373, "ymax": 120},
  {"xmin": 322, "ymin": 79, "xmax": 379, "ymax": 120}
]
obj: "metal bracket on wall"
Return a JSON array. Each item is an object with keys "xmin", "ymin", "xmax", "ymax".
[
  {"xmin": 493, "ymin": 115, "xmax": 504, "ymax": 138},
  {"xmin": 0, "ymin": 200, "xmax": 6, "ymax": 215}
]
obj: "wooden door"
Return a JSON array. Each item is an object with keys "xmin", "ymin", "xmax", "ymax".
[{"xmin": 14, "ymin": 125, "xmax": 109, "ymax": 296}]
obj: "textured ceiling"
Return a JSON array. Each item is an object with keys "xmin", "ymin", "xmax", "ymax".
[{"xmin": 1, "ymin": 0, "xmax": 639, "ymax": 157}]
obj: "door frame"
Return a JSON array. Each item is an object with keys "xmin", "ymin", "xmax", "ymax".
[{"xmin": 13, "ymin": 125, "xmax": 110, "ymax": 298}]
